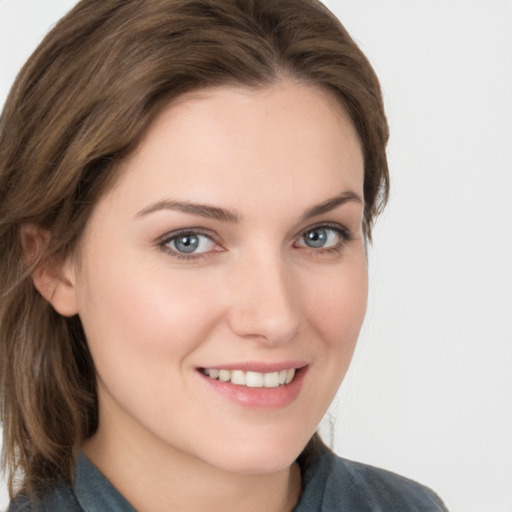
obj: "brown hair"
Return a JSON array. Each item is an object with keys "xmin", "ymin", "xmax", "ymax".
[{"xmin": 0, "ymin": 0, "xmax": 389, "ymax": 498}]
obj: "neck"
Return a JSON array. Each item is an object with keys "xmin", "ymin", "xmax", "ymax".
[{"xmin": 82, "ymin": 419, "xmax": 302, "ymax": 512}]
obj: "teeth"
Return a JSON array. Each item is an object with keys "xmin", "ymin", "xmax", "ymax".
[
  {"xmin": 202, "ymin": 368, "xmax": 296, "ymax": 387},
  {"xmin": 246, "ymin": 371, "xmax": 263, "ymax": 387},
  {"xmin": 231, "ymin": 370, "xmax": 246, "ymax": 385},
  {"xmin": 263, "ymin": 372, "xmax": 280, "ymax": 388},
  {"xmin": 219, "ymin": 369, "xmax": 230, "ymax": 382}
]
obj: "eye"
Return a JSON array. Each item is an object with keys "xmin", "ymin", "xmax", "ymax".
[
  {"xmin": 297, "ymin": 225, "xmax": 351, "ymax": 251},
  {"xmin": 162, "ymin": 232, "xmax": 217, "ymax": 255}
]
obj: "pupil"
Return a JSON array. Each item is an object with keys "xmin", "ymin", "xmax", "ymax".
[
  {"xmin": 305, "ymin": 228, "xmax": 327, "ymax": 248},
  {"xmin": 175, "ymin": 235, "xmax": 199, "ymax": 253}
]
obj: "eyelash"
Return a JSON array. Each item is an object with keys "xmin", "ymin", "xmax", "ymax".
[
  {"xmin": 157, "ymin": 223, "xmax": 354, "ymax": 261},
  {"xmin": 294, "ymin": 223, "xmax": 354, "ymax": 255},
  {"xmin": 157, "ymin": 228, "xmax": 221, "ymax": 260}
]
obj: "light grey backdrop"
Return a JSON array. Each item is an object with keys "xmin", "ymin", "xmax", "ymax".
[{"xmin": 1, "ymin": 1, "xmax": 511, "ymax": 511}]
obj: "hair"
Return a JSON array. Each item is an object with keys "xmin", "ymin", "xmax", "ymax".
[{"xmin": 0, "ymin": 0, "xmax": 389, "ymax": 498}]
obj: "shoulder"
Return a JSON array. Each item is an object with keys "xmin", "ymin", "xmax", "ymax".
[
  {"xmin": 296, "ymin": 439, "xmax": 448, "ymax": 511},
  {"xmin": 7, "ymin": 484, "xmax": 83, "ymax": 512},
  {"xmin": 337, "ymin": 456, "xmax": 448, "ymax": 511}
]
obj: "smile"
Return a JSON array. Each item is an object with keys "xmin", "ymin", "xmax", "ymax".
[{"xmin": 201, "ymin": 368, "xmax": 296, "ymax": 388}]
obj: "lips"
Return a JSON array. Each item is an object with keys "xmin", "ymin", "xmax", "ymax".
[
  {"xmin": 198, "ymin": 363, "xmax": 307, "ymax": 409},
  {"xmin": 201, "ymin": 368, "xmax": 296, "ymax": 388}
]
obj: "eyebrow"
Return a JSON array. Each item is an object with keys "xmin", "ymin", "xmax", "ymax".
[
  {"xmin": 135, "ymin": 190, "xmax": 362, "ymax": 223},
  {"xmin": 136, "ymin": 200, "xmax": 241, "ymax": 223},
  {"xmin": 299, "ymin": 190, "xmax": 363, "ymax": 221}
]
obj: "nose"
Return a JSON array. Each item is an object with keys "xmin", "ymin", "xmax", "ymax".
[{"xmin": 226, "ymin": 252, "xmax": 301, "ymax": 346}]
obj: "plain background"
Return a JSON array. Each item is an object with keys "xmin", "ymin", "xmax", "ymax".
[{"xmin": 0, "ymin": 1, "xmax": 511, "ymax": 511}]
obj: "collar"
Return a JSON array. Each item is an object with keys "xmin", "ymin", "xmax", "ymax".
[{"xmin": 74, "ymin": 452, "xmax": 136, "ymax": 512}]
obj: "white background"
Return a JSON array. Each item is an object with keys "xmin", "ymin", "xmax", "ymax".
[{"xmin": 1, "ymin": 1, "xmax": 511, "ymax": 511}]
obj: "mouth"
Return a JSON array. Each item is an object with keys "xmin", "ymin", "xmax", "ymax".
[
  {"xmin": 200, "ymin": 368, "xmax": 296, "ymax": 388},
  {"xmin": 198, "ymin": 364, "xmax": 308, "ymax": 409}
]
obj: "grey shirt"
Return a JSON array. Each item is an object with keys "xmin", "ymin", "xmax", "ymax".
[{"xmin": 8, "ymin": 442, "xmax": 448, "ymax": 511}]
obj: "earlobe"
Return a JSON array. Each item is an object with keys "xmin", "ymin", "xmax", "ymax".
[{"xmin": 20, "ymin": 225, "xmax": 79, "ymax": 317}]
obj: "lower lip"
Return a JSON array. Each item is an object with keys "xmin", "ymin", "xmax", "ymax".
[{"xmin": 198, "ymin": 367, "xmax": 308, "ymax": 409}]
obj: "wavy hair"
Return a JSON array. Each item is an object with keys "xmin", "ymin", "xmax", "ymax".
[{"xmin": 0, "ymin": 0, "xmax": 389, "ymax": 498}]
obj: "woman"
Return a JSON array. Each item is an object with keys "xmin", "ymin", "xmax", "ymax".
[{"xmin": 0, "ymin": 0, "xmax": 448, "ymax": 510}]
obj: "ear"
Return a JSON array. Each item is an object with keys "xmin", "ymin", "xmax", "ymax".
[{"xmin": 20, "ymin": 224, "xmax": 79, "ymax": 317}]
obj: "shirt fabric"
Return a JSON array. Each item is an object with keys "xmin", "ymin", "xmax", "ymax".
[{"xmin": 8, "ymin": 441, "xmax": 448, "ymax": 511}]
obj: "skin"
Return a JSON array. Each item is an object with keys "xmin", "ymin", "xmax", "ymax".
[{"xmin": 36, "ymin": 81, "xmax": 367, "ymax": 512}]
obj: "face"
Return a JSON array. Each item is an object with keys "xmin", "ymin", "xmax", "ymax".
[{"xmin": 71, "ymin": 82, "xmax": 367, "ymax": 474}]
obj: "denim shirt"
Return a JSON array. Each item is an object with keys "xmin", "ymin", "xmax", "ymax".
[{"xmin": 8, "ymin": 442, "xmax": 448, "ymax": 511}]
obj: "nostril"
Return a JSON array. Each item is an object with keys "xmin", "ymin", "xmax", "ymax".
[
  {"xmin": 226, "ymin": 260, "xmax": 300, "ymax": 343},
  {"xmin": 228, "ymin": 307, "xmax": 300, "ymax": 345}
]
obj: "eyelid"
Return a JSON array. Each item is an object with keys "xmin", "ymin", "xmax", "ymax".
[
  {"xmin": 296, "ymin": 222, "xmax": 353, "ymax": 241},
  {"xmin": 157, "ymin": 227, "xmax": 217, "ymax": 243},
  {"xmin": 293, "ymin": 222, "xmax": 354, "ymax": 251},
  {"xmin": 155, "ymin": 222, "xmax": 354, "ymax": 261},
  {"xmin": 157, "ymin": 227, "xmax": 223, "ymax": 259}
]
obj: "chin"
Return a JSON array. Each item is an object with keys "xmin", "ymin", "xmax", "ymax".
[{"xmin": 198, "ymin": 428, "xmax": 313, "ymax": 476}]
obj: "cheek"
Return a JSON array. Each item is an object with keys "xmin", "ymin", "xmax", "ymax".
[
  {"xmin": 304, "ymin": 257, "xmax": 368, "ymax": 352},
  {"xmin": 291, "ymin": 254, "xmax": 368, "ymax": 434},
  {"xmin": 76, "ymin": 255, "xmax": 222, "ymax": 384}
]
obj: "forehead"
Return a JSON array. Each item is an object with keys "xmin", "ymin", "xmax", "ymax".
[
  {"xmin": 137, "ymin": 81, "xmax": 362, "ymax": 158},
  {"xmin": 97, "ymin": 82, "xmax": 364, "ymax": 220}
]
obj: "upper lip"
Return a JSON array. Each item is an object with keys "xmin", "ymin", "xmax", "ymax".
[{"xmin": 198, "ymin": 361, "xmax": 308, "ymax": 373}]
